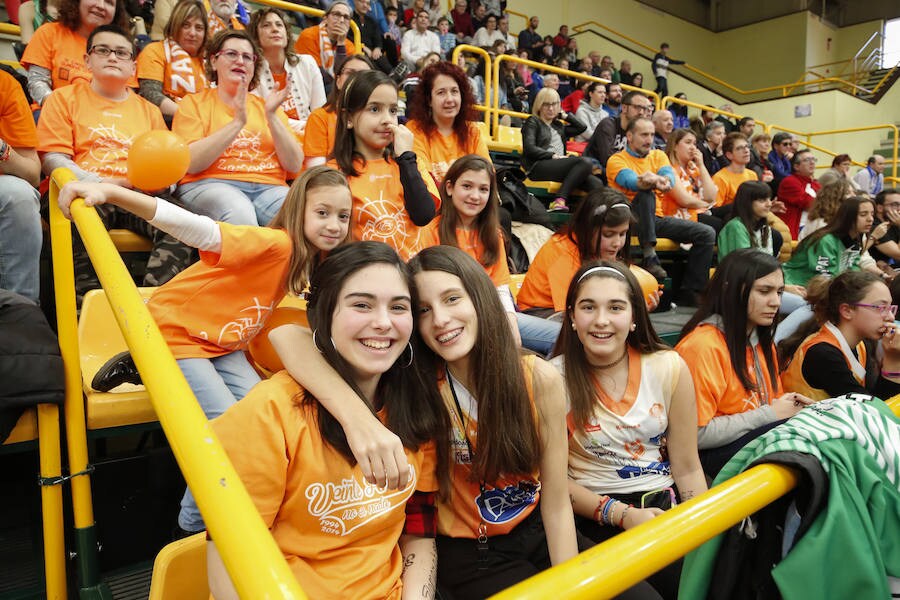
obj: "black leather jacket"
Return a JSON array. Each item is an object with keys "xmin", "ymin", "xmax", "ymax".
[{"xmin": 520, "ymin": 113, "xmax": 586, "ymax": 172}]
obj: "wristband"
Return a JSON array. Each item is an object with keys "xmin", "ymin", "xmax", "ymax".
[
  {"xmin": 0, "ymin": 140, "xmax": 10, "ymax": 163},
  {"xmin": 617, "ymin": 504, "xmax": 632, "ymax": 529},
  {"xmin": 881, "ymin": 370, "xmax": 900, "ymax": 378}
]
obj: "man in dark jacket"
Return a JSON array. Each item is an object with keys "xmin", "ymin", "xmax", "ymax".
[
  {"xmin": 352, "ymin": 0, "xmax": 395, "ymax": 73},
  {"xmin": 584, "ymin": 90, "xmax": 653, "ymax": 168}
]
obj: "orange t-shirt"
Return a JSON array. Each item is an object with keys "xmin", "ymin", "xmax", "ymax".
[
  {"xmin": 407, "ymin": 120, "xmax": 491, "ymax": 187},
  {"xmin": 148, "ymin": 224, "xmax": 292, "ymax": 359},
  {"xmin": 606, "ymin": 149, "xmax": 672, "ymax": 202},
  {"xmin": 419, "ymin": 218, "xmax": 511, "ymax": 287},
  {"xmin": 173, "ymin": 88, "xmax": 291, "ymax": 186},
  {"xmin": 302, "ymin": 106, "xmax": 336, "ymax": 160},
  {"xmin": 675, "ymin": 323, "xmax": 783, "ymax": 427},
  {"xmin": 294, "ymin": 26, "xmax": 356, "ymax": 68},
  {"xmin": 330, "ymin": 157, "xmax": 440, "ymax": 261},
  {"xmin": 437, "ymin": 355, "xmax": 541, "ymax": 538},
  {"xmin": 1, "ymin": 71, "xmax": 38, "ymax": 149},
  {"xmin": 36, "ymin": 81, "xmax": 166, "ymax": 180},
  {"xmin": 712, "ymin": 167, "xmax": 758, "ymax": 207},
  {"xmin": 212, "ymin": 371, "xmax": 438, "ymax": 600},
  {"xmin": 516, "ymin": 234, "xmax": 580, "ymax": 312},
  {"xmin": 136, "ymin": 40, "xmax": 208, "ymax": 102},
  {"xmin": 781, "ymin": 324, "xmax": 867, "ymax": 401},
  {"xmin": 22, "ymin": 23, "xmax": 91, "ymax": 90},
  {"xmin": 660, "ymin": 161, "xmax": 706, "ymax": 221}
]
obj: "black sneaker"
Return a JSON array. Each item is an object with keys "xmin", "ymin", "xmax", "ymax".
[
  {"xmin": 642, "ymin": 258, "xmax": 668, "ymax": 281},
  {"xmin": 91, "ymin": 351, "xmax": 142, "ymax": 392}
]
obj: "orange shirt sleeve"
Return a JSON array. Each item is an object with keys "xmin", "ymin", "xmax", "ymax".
[
  {"xmin": 548, "ymin": 251, "xmax": 578, "ymax": 312},
  {"xmin": 418, "ymin": 217, "xmax": 440, "ymax": 249},
  {"xmin": 488, "ymin": 236, "xmax": 512, "ymax": 287},
  {"xmin": 20, "ymin": 22, "xmax": 57, "ymax": 70},
  {"xmin": 295, "ymin": 28, "xmax": 320, "ymax": 64},
  {"xmin": 136, "ymin": 41, "xmax": 166, "ymax": 83},
  {"xmin": 675, "ymin": 328, "xmax": 729, "ymax": 427},
  {"xmin": 471, "ymin": 124, "xmax": 490, "ymax": 161},
  {"xmin": 303, "ymin": 108, "xmax": 332, "ymax": 160},
  {"xmin": 35, "ymin": 88, "xmax": 75, "ymax": 156},
  {"xmin": 171, "ymin": 92, "xmax": 207, "ymax": 144},
  {"xmin": 0, "ymin": 72, "xmax": 38, "ymax": 148}
]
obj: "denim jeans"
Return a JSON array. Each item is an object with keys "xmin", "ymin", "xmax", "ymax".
[
  {"xmin": 516, "ymin": 312, "xmax": 562, "ymax": 357},
  {"xmin": 177, "ymin": 178, "xmax": 289, "ymax": 226},
  {"xmin": 176, "ymin": 350, "xmax": 261, "ymax": 532},
  {"xmin": 0, "ymin": 175, "xmax": 41, "ymax": 302}
]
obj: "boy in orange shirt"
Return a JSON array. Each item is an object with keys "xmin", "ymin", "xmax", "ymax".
[
  {"xmin": 0, "ymin": 71, "xmax": 42, "ymax": 302},
  {"xmin": 37, "ymin": 25, "xmax": 192, "ymax": 298},
  {"xmin": 711, "ymin": 132, "xmax": 759, "ymax": 210}
]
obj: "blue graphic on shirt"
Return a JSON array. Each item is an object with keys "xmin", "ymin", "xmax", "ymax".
[
  {"xmin": 475, "ymin": 481, "xmax": 540, "ymax": 523},
  {"xmin": 616, "ymin": 461, "xmax": 671, "ymax": 480}
]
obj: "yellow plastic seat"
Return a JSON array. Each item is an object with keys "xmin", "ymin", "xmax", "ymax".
[
  {"xmin": 488, "ymin": 125, "xmax": 522, "ymax": 154},
  {"xmin": 0, "ymin": 59, "xmax": 25, "ymax": 71},
  {"xmin": 148, "ymin": 532, "xmax": 208, "ymax": 600},
  {"xmin": 524, "ymin": 179, "xmax": 561, "ymax": 195},
  {"xmin": 109, "ymin": 229, "xmax": 153, "ymax": 252},
  {"xmin": 473, "ymin": 120, "xmax": 490, "ymax": 140},
  {"xmin": 629, "ymin": 236, "xmax": 682, "ymax": 253},
  {"xmin": 79, "ymin": 288, "xmax": 156, "ymax": 430},
  {"xmin": 509, "ymin": 274, "xmax": 526, "ymax": 302},
  {"xmin": 3, "ymin": 409, "xmax": 38, "ymax": 445}
]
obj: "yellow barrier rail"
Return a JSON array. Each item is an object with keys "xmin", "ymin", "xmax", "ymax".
[
  {"xmin": 661, "ymin": 95, "xmax": 768, "ymax": 131},
  {"xmin": 49, "ymin": 168, "xmax": 307, "ymax": 598},
  {"xmin": 452, "ymin": 44, "xmax": 493, "ymax": 129},
  {"xmin": 572, "ymin": 20, "xmax": 880, "ymax": 100},
  {"xmin": 490, "ymin": 53, "xmax": 658, "ymax": 136},
  {"xmin": 492, "ymin": 394, "xmax": 900, "ymax": 600},
  {"xmin": 768, "ymin": 123, "xmax": 899, "ymax": 175},
  {"xmin": 0, "ymin": 22, "xmax": 20, "ymax": 36}
]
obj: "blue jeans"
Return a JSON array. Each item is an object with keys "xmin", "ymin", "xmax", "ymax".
[
  {"xmin": 516, "ymin": 312, "xmax": 562, "ymax": 357},
  {"xmin": 0, "ymin": 175, "xmax": 41, "ymax": 302},
  {"xmin": 177, "ymin": 178, "xmax": 288, "ymax": 226},
  {"xmin": 176, "ymin": 350, "xmax": 261, "ymax": 532}
]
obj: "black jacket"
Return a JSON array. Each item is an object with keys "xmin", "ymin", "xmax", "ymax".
[{"xmin": 521, "ymin": 113, "xmax": 586, "ymax": 172}]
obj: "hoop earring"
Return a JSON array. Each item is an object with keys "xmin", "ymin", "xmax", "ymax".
[
  {"xmin": 312, "ymin": 328, "xmax": 325, "ymax": 354},
  {"xmin": 399, "ymin": 342, "xmax": 414, "ymax": 368}
]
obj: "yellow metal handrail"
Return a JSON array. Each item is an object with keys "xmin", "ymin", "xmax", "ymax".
[
  {"xmin": 661, "ymin": 95, "xmax": 768, "ymax": 131},
  {"xmin": 504, "ymin": 8, "xmax": 530, "ymax": 31},
  {"xmin": 492, "ymin": 395, "xmax": 900, "ymax": 599},
  {"xmin": 490, "ymin": 53, "xmax": 659, "ymax": 136},
  {"xmin": 0, "ymin": 22, "xmax": 21, "ymax": 35},
  {"xmin": 49, "ymin": 168, "xmax": 307, "ymax": 598},
  {"xmin": 767, "ymin": 123, "xmax": 899, "ymax": 175},
  {"xmin": 572, "ymin": 20, "xmax": 878, "ymax": 99},
  {"xmin": 452, "ymin": 44, "xmax": 493, "ymax": 129}
]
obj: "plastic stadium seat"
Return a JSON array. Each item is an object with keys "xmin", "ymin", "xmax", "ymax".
[
  {"xmin": 3, "ymin": 410, "xmax": 37, "ymax": 445},
  {"xmin": 148, "ymin": 532, "xmax": 208, "ymax": 600},
  {"xmin": 488, "ymin": 125, "xmax": 522, "ymax": 154},
  {"xmin": 629, "ymin": 236, "xmax": 682, "ymax": 253},
  {"xmin": 509, "ymin": 274, "xmax": 526, "ymax": 301},
  {"xmin": 79, "ymin": 288, "xmax": 156, "ymax": 430},
  {"xmin": 474, "ymin": 120, "xmax": 490, "ymax": 140}
]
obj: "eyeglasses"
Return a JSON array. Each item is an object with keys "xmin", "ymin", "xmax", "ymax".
[
  {"xmin": 328, "ymin": 11, "xmax": 352, "ymax": 21},
  {"xmin": 216, "ymin": 49, "xmax": 257, "ymax": 64},
  {"xmin": 780, "ymin": 141, "xmax": 793, "ymax": 146},
  {"xmin": 852, "ymin": 303, "xmax": 898, "ymax": 318},
  {"xmin": 626, "ymin": 104, "xmax": 653, "ymax": 113},
  {"xmin": 884, "ymin": 202, "xmax": 900, "ymax": 209},
  {"xmin": 799, "ymin": 157, "xmax": 818, "ymax": 164},
  {"xmin": 733, "ymin": 145, "xmax": 750, "ymax": 151},
  {"xmin": 88, "ymin": 45, "xmax": 133, "ymax": 60}
]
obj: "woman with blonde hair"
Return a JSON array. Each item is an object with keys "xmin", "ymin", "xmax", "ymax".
[{"xmin": 521, "ymin": 87, "xmax": 602, "ymax": 212}]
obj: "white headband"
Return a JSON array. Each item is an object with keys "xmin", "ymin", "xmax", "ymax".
[
  {"xmin": 577, "ymin": 265, "xmax": 627, "ymax": 284},
  {"xmin": 592, "ymin": 202, "xmax": 632, "ymax": 217}
]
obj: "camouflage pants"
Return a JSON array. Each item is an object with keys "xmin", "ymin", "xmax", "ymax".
[{"xmin": 72, "ymin": 194, "xmax": 195, "ymax": 299}]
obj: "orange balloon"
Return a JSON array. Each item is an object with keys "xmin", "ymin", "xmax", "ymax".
[
  {"xmin": 248, "ymin": 307, "xmax": 309, "ymax": 374},
  {"xmin": 629, "ymin": 265, "xmax": 663, "ymax": 309},
  {"xmin": 127, "ymin": 130, "xmax": 190, "ymax": 191}
]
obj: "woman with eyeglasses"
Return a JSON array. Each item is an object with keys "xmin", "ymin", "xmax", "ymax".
[
  {"xmin": 522, "ymin": 87, "xmax": 602, "ymax": 213},
  {"xmin": 21, "ymin": 0, "xmax": 131, "ymax": 106},
  {"xmin": 173, "ymin": 29, "xmax": 302, "ymax": 227},
  {"xmin": 779, "ymin": 270, "xmax": 900, "ymax": 402}
]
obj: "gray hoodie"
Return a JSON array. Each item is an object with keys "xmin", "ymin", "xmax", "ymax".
[{"xmin": 574, "ymin": 100, "xmax": 610, "ymax": 142}]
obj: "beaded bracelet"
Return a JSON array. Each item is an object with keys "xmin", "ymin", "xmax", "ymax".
[
  {"xmin": 601, "ymin": 498, "xmax": 616, "ymax": 525},
  {"xmin": 617, "ymin": 504, "xmax": 632, "ymax": 529},
  {"xmin": 882, "ymin": 370, "xmax": 900, "ymax": 378}
]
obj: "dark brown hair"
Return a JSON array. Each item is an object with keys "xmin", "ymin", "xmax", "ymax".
[
  {"xmin": 303, "ymin": 241, "xmax": 451, "ymax": 496},
  {"xmin": 247, "ymin": 7, "xmax": 299, "ymax": 67},
  {"xmin": 332, "ymin": 70, "xmax": 397, "ymax": 177},
  {"xmin": 206, "ymin": 29, "xmax": 262, "ymax": 91},
  {"xmin": 437, "ymin": 155, "xmax": 501, "ymax": 268},
  {"xmin": 552, "ymin": 261, "xmax": 667, "ymax": 431},
  {"xmin": 560, "ymin": 187, "xmax": 635, "ymax": 263},
  {"xmin": 58, "ymin": 0, "xmax": 129, "ymax": 32},
  {"xmin": 409, "ymin": 245, "xmax": 541, "ymax": 483}
]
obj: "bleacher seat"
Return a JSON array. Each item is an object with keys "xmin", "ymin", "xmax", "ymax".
[
  {"xmin": 2, "ymin": 409, "xmax": 37, "ymax": 445},
  {"xmin": 148, "ymin": 533, "xmax": 208, "ymax": 600},
  {"xmin": 109, "ymin": 229, "xmax": 153, "ymax": 252}
]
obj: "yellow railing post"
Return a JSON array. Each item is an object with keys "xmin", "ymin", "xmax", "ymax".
[
  {"xmin": 49, "ymin": 168, "xmax": 307, "ymax": 598},
  {"xmin": 452, "ymin": 44, "xmax": 493, "ymax": 131},
  {"xmin": 36, "ymin": 403, "xmax": 67, "ymax": 600},
  {"xmin": 490, "ymin": 395, "xmax": 900, "ymax": 600}
]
